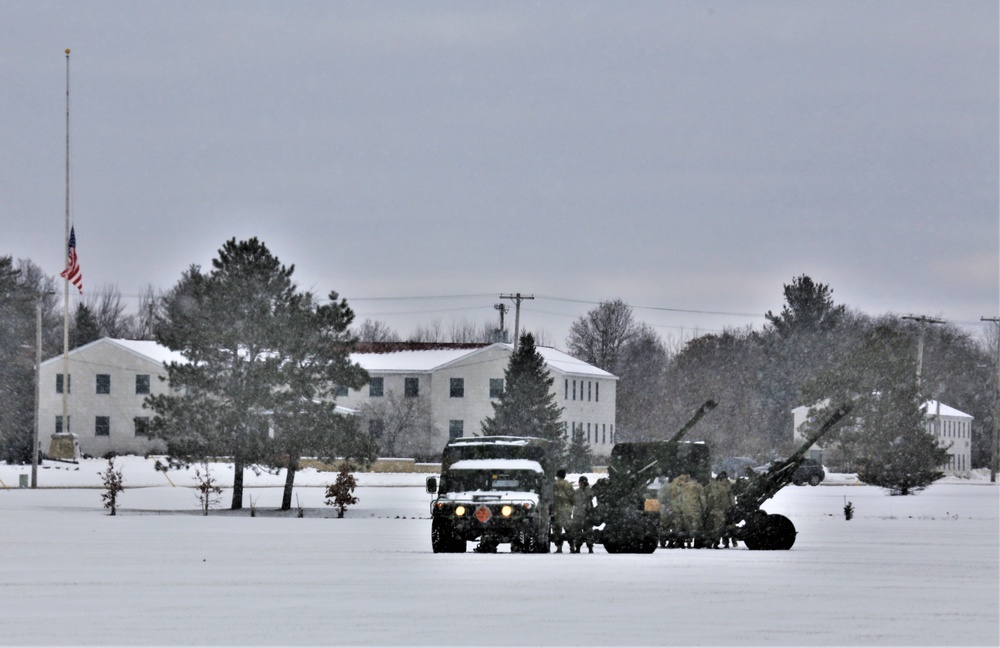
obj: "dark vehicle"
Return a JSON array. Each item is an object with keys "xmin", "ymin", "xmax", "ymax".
[
  {"xmin": 729, "ymin": 404, "xmax": 851, "ymax": 550},
  {"xmin": 592, "ymin": 400, "xmax": 717, "ymax": 553},
  {"xmin": 714, "ymin": 456, "xmax": 758, "ymax": 479},
  {"xmin": 753, "ymin": 457, "xmax": 825, "ymax": 486},
  {"xmin": 593, "ymin": 401, "xmax": 851, "ymax": 552},
  {"xmin": 426, "ymin": 436, "xmax": 553, "ymax": 553}
]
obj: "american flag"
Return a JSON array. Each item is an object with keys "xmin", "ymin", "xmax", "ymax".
[{"xmin": 60, "ymin": 226, "xmax": 83, "ymax": 294}]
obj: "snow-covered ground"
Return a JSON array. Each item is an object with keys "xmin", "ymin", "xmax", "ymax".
[{"xmin": 1, "ymin": 457, "xmax": 997, "ymax": 646}]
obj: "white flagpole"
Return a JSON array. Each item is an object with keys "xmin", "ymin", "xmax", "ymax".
[{"xmin": 61, "ymin": 48, "xmax": 71, "ymax": 444}]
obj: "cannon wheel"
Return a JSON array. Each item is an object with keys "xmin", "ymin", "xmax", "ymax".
[
  {"xmin": 744, "ymin": 513, "xmax": 797, "ymax": 551},
  {"xmin": 808, "ymin": 474, "xmax": 822, "ymax": 486}
]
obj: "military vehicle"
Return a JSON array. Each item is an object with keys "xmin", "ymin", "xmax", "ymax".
[
  {"xmin": 591, "ymin": 401, "xmax": 851, "ymax": 552},
  {"xmin": 728, "ymin": 404, "xmax": 851, "ymax": 550},
  {"xmin": 592, "ymin": 400, "xmax": 717, "ymax": 553},
  {"xmin": 426, "ymin": 436, "xmax": 554, "ymax": 553}
]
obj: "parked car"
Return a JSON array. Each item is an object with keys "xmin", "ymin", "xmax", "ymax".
[
  {"xmin": 713, "ymin": 456, "xmax": 759, "ymax": 479},
  {"xmin": 753, "ymin": 458, "xmax": 825, "ymax": 486}
]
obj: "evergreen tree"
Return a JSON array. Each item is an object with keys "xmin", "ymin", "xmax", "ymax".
[
  {"xmin": 566, "ymin": 426, "xmax": 594, "ymax": 473},
  {"xmin": 149, "ymin": 238, "xmax": 369, "ymax": 510},
  {"xmin": 71, "ymin": 303, "xmax": 100, "ymax": 348},
  {"xmin": 765, "ymin": 275, "xmax": 846, "ymax": 336},
  {"xmin": 481, "ymin": 333, "xmax": 566, "ymax": 458},
  {"xmin": 804, "ymin": 322, "xmax": 948, "ymax": 495}
]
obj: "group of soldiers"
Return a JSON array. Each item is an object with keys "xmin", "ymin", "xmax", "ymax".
[
  {"xmin": 657, "ymin": 471, "xmax": 737, "ymax": 549},
  {"xmin": 551, "ymin": 469, "xmax": 596, "ymax": 553}
]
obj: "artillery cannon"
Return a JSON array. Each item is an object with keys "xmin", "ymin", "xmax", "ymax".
[
  {"xmin": 728, "ymin": 403, "xmax": 852, "ymax": 550},
  {"xmin": 592, "ymin": 400, "xmax": 717, "ymax": 553}
]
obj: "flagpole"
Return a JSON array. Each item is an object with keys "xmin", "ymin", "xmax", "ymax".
[{"xmin": 62, "ymin": 48, "xmax": 71, "ymax": 443}]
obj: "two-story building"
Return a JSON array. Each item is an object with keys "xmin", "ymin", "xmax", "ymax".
[
  {"xmin": 38, "ymin": 338, "xmax": 185, "ymax": 457},
  {"xmin": 792, "ymin": 399, "xmax": 974, "ymax": 474},
  {"xmin": 38, "ymin": 338, "xmax": 618, "ymax": 459},
  {"xmin": 338, "ymin": 342, "xmax": 618, "ymax": 456}
]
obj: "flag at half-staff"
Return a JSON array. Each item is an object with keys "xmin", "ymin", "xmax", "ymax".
[{"xmin": 60, "ymin": 225, "xmax": 83, "ymax": 294}]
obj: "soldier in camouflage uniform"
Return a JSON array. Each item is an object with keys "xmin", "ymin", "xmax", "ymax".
[
  {"xmin": 569, "ymin": 475, "xmax": 595, "ymax": 553},
  {"xmin": 673, "ymin": 474, "xmax": 705, "ymax": 548},
  {"xmin": 552, "ymin": 468, "xmax": 574, "ymax": 553},
  {"xmin": 657, "ymin": 478, "xmax": 680, "ymax": 548},
  {"xmin": 703, "ymin": 472, "xmax": 735, "ymax": 548}
]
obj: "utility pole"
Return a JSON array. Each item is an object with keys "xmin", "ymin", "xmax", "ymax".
[
  {"xmin": 981, "ymin": 316, "xmax": 999, "ymax": 483},
  {"xmin": 499, "ymin": 293, "xmax": 534, "ymax": 350},
  {"xmin": 493, "ymin": 303, "xmax": 509, "ymax": 343},
  {"xmin": 902, "ymin": 315, "xmax": 945, "ymax": 388}
]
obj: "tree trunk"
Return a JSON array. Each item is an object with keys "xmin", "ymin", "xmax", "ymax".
[
  {"xmin": 231, "ymin": 453, "xmax": 244, "ymax": 510},
  {"xmin": 280, "ymin": 454, "xmax": 298, "ymax": 511}
]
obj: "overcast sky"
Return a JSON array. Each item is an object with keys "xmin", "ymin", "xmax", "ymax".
[{"xmin": 2, "ymin": 1, "xmax": 997, "ymax": 348}]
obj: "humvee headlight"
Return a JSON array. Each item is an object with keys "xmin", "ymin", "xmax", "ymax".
[
  {"xmin": 501, "ymin": 505, "xmax": 513, "ymax": 517},
  {"xmin": 454, "ymin": 505, "xmax": 466, "ymax": 517}
]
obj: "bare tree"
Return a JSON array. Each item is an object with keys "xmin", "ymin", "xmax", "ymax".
[
  {"xmin": 408, "ymin": 319, "xmax": 445, "ymax": 343},
  {"xmin": 355, "ymin": 319, "xmax": 401, "ymax": 343},
  {"xmin": 359, "ymin": 389, "xmax": 437, "ymax": 458},
  {"xmin": 566, "ymin": 299, "xmax": 637, "ymax": 371},
  {"xmin": 86, "ymin": 284, "xmax": 134, "ymax": 339}
]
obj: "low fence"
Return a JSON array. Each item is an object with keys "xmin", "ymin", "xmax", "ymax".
[{"xmin": 299, "ymin": 458, "xmax": 441, "ymax": 474}]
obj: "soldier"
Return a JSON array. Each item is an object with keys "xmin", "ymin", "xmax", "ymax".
[
  {"xmin": 703, "ymin": 471, "xmax": 734, "ymax": 548},
  {"xmin": 657, "ymin": 478, "xmax": 679, "ymax": 548},
  {"xmin": 673, "ymin": 474, "xmax": 705, "ymax": 548},
  {"xmin": 552, "ymin": 468, "xmax": 574, "ymax": 553},
  {"xmin": 569, "ymin": 475, "xmax": 595, "ymax": 553}
]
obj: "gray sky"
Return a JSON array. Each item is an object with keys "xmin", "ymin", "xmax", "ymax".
[{"xmin": 3, "ymin": 1, "xmax": 997, "ymax": 348}]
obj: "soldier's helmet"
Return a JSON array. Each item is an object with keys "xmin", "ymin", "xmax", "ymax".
[{"xmin": 578, "ymin": 476, "xmax": 589, "ymax": 486}]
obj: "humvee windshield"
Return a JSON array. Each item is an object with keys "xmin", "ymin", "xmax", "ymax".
[{"xmin": 443, "ymin": 469, "xmax": 541, "ymax": 494}]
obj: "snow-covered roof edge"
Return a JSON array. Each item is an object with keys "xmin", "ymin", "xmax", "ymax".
[{"xmin": 40, "ymin": 337, "xmax": 188, "ymax": 369}]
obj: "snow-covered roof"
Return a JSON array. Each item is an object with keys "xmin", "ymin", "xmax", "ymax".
[
  {"xmin": 922, "ymin": 400, "xmax": 973, "ymax": 419},
  {"xmin": 42, "ymin": 337, "xmax": 189, "ymax": 367},
  {"xmin": 448, "ymin": 459, "xmax": 544, "ymax": 472},
  {"xmin": 351, "ymin": 343, "xmax": 616, "ymax": 379}
]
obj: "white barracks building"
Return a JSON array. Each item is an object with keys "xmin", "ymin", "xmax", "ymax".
[
  {"xmin": 38, "ymin": 339, "xmax": 617, "ymax": 459},
  {"xmin": 339, "ymin": 342, "xmax": 618, "ymax": 453}
]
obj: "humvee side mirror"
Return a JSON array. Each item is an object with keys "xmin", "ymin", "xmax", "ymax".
[{"xmin": 426, "ymin": 476, "xmax": 438, "ymax": 494}]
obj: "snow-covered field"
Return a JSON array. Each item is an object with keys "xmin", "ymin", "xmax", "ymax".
[{"xmin": 1, "ymin": 457, "xmax": 997, "ymax": 646}]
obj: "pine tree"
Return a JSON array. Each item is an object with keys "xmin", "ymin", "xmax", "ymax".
[
  {"xmin": 566, "ymin": 426, "xmax": 594, "ymax": 473},
  {"xmin": 149, "ymin": 238, "xmax": 370, "ymax": 510},
  {"xmin": 804, "ymin": 322, "xmax": 948, "ymax": 495},
  {"xmin": 481, "ymin": 333, "xmax": 566, "ymax": 458}
]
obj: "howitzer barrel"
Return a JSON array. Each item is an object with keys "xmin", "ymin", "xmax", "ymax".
[
  {"xmin": 668, "ymin": 400, "xmax": 718, "ymax": 443},
  {"xmin": 734, "ymin": 403, "xmax": 852, "ymax": 517}
]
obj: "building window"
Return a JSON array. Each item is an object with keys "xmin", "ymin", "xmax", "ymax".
[
  {"xmin": 565, "ymin": 379, "xmax": 569, "ymax": 399},
  {"xmin": 56, "ymin": 374, "xmax": 70, "ymax": 394},
  {"xmin": 369, "ymin": 377, "xmax": 384, "ymax": 397},
  {"xmin": 572, "ymin": 380, "xmax": 576, "ymax": 401},
  {"xmin": 136, "ymin": 374, "xmax": 150, "ymax": 395},
  {"xmin": 595, "ymin": 383, "xmax": 599, "ymax": 402},
  {"xmin": 450, "ymin": 378, "xmax": 464, "ymax": 398},
  {"xmin": 449, "ymin": 420, "xmax": 464, "ymax": 440},
  {"xmin": 588, "ymin": 382, "xmax": 592, "ymax": 401},
  {"xmin": 55, "ymin": 415, "xmax": 70, "ymax": 433},
  {"xmin": 602, "ymin": 424, "xmax": 606, "ymax": 445},
  {"xmin": 134, "ymin": 417, "xmax": 151, "ymax": 437},
  {"xmin": 335, "ymin": 385, "xmax": 349, "ymax": 397},
  {"xmin": 489, "ymin": 378, "xmax": 504, "ymax": 399},
  {"xmin": 404, "ymin": 377, "xmax": 419, "ymax": 398},
  {"xmin": 96, "ymin": 374, "xmax": 111, "ymax": 394},
  {"xmin": 368, "ymin": 418, "xmax": 385, "ymax": 439},
  {"xmin": 95, "ymin": 416, "xmax": 110, "ymax": 437},
  {"xmin": 587, "ymin": 423, "xmax": 591, "ymax": 444}
]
